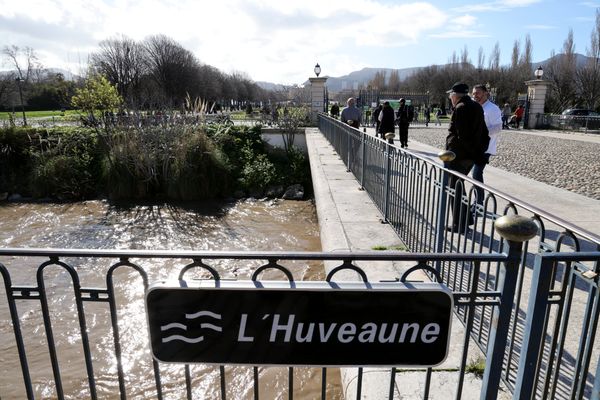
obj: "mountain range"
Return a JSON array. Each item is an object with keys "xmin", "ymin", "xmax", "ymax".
[{"xmin": 256, "ymin": 53, "xmax": 593, "ymax": 93}]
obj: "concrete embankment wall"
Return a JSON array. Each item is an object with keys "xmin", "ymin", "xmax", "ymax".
[
  {"xmin": 261, "ymin": 128, "xmax": 307, "ymax": 153},
  {"xmin": 305, "ymin": 127, "xmax": 408, "ymax": 399}
]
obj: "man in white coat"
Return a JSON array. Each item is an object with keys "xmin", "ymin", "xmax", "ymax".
[{"xmin": 471, "ymin": 84, "xmax": 502, "ymax": 206}]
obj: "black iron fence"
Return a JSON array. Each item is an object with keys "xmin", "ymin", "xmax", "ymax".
[
  {"xmin": 1, "ymin": 240, "xmax": 538, "ymax": 400},
  {"xmin": 318, "ymin": 113, "xmax": 600, "ymax": 399}
]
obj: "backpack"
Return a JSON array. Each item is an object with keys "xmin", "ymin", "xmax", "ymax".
[{"xmin": 407, "ymin": 106, "xmax": 414, "ymax": 123}]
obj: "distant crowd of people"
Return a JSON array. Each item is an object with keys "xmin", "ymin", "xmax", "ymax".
[{"xmin": 331, "ymin": 85, "xmax": 528, "ymax": 232}]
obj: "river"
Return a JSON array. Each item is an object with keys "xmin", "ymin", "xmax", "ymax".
[{"xmin": 0, "ymin": 199, "xmax": 342, "ymax": 399}]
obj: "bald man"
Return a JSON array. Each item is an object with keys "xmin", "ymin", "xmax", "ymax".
[{"xmin": 340, "ymin": 97, "xmax": 361, "ymax": 129}]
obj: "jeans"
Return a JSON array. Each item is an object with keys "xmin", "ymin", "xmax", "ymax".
[
  {"xmin": 399, "ymin": 123, "xmax": 409, "ymax": 146},
  {"xmin": 446, "ymin": 158, "xmax": 475, "ymax": 229},
  {"xmin": 471, "ymin": 153, "xmax": 491, "ymax": 207}
]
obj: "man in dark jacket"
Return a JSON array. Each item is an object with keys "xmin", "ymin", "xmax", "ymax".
[
  {"xmin": 373, "ymin": 103, "xmax": 383, "ymax": 137},
  {"xmin": 396, "ymin": 98, "xmax": 412, "ymax": 148},
  {"xmin": 445, "ymin": 82, "xmax": 490, "ymax": 232},
  {"xmin": 378, "ymin": 101, "xmax": 396, "ymax": 140}
]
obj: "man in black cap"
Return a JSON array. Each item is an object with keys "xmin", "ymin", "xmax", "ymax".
[{"xmin": 445, "ymin": 82, "xmax": 490, "ymax": 232}]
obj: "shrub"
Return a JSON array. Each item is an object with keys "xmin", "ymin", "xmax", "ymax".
[
  {"xmin": 269, "ymin": 146, "xmax": 312, "ymax": 191},
  {"xmin": 239, "ymin": 152, "xmax": 278, "ymax": 192},
  {"xmin": 0, "ymin": 126, "xmax": 101, "ymax": 199},
  {"xmin": 30, "ymin": 127, "xmax": 101, "ymax": 199},
  {"xmin": 0, "ymin": 121, "xmax": 311, "ymax": 201},
  {"xmin": 167, "ymin": 127, "xmax": 231, "ymax": 200},
  {"xmin": 0, "ymin": 126, "xmax": 37, "ymax": 194},
  {"xmin": 101, "ymin": 124, "xmax": 232, "ymax": 200}
]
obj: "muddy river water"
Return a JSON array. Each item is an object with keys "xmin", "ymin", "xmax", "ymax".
[{"xmin": 0, "ymin": 199, "xmax": 342, "ymax": 399}]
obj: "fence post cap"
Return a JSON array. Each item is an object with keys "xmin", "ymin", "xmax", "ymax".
[
  {"xmin": 437, "ymin": 150, "xmax": 456, "ymax": 162},
  {"xmin": 495, "ymin": 215, "xmax": 538, "ymax": 242},
  {"xmin": 384, "ymin": 132, "xmax": 395, "ymax": 140}
]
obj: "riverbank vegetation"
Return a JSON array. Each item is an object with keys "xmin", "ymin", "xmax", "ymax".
[{"xmin": 0, "ymin": 121, "xmax": 310, "ymax": 201}]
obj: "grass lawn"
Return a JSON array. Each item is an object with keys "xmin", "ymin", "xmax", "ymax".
[{"xmin": 0, "ymin": 110, "xmax": 79, "ymax": 120}]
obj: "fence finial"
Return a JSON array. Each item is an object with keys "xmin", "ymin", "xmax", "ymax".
[
  {"xmin": 437, "ymin": 150, "xmax": 456, "ymax": 162},
  {"xmin": 495, "ymin": 215, "xmax": 538, "ymax": 242}
]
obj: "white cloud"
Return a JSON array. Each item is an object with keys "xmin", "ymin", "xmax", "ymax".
[
  {"xmin": 452, "ymin": 0, "xmax": 542, "ymax": 13},
  {"xmin": 0, "ymin": 0, "xmax": 452, "ymax": 83},
  {"xmin": 579, "ymin": 1, "xmax": 600, "ymax": 7},
  {"xmin": 427, "ymin": 13, "xmax": 487, "ymax": 39},
  {"xmin": 525, "ymin": 24, "xmax": 558, "ymax": 30},
  {"xmin": 429, "ymin": 31, "xmax": 490, "ymax": 39}
]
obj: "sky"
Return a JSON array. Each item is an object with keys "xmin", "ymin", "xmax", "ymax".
[{"xmin": 0, "ymin": 0, "xmax": 599, "ymax": 85}]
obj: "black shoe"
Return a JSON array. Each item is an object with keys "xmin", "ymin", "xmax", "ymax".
[{"xmin": 446, "ymin": 225, "xmax": 471, "ymax": 233}]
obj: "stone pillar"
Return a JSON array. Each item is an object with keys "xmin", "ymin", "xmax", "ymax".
[
  {"xmin": 309, "ymin": 77, "xmax": 327, "ymax": 125},
  {"xmin": 524, "ymin": 79, "xmax": 552, "ymax": 129}
]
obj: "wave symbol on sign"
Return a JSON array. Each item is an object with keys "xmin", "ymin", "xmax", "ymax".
[{"xmin": 160, "ymin": 310, "xmax": 223, "ymax": 343}]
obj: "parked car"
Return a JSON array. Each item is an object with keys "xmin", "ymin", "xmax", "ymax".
[
  {"xmin": 560, "ymin": 108, "xmax": 599, "ymax": 117},
  {"xmin": 559, "ymin": 108, "xmax": 600, "ymax": 130}
]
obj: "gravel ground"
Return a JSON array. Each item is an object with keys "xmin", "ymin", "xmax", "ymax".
[{"xmin": 409, "ymin": 127, "xmax": 600, "ymax": 200}]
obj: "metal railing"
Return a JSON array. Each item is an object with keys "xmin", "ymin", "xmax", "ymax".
[
  {"xmin": 1, "ymin": 238, "xmax": 535, "ymax": 400},
  {"xmin": 318, "ymin": 113, "xmax": 600, "ymax": 399}
]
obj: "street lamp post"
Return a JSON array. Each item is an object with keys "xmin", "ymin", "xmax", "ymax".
[
  {"xmin": 15, "ymin": 77, "xmax": 27, "ymax": 126},
  {"xmin": 524, "ymin": 66, "xmax": 549, "ymax": 128},
  {"xmin": 309, "ymin": 63, "xmax": 327, "ymax": 125},
  {"xmin": 314, "ymin": 63, "xmax": 321, "ymax": 77}
]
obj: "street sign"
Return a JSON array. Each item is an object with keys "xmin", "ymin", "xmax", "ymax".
[{"xmin": 146, "ymin": 280, "xmax": 453, "ymax": 367}]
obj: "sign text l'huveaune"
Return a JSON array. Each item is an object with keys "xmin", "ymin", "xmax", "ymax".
[{"xmin": 146, "ymin": 280, "xmax": 453, "ymax": 367}]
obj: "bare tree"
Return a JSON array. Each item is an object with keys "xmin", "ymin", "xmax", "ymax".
[
  {"xmin": 143, "ymin": 34, "xmax": 201, "ymax": 107},
  {"xmin": 514, "ymin": 35, "xmax": 533, "ymax": 95},
  {"xmin": 196, "ymin": 64, "xmax": 223, "ymax": 102},
  {"xmin": 0, "ymin": 73, "xmax": 17, "ymax": 111},
  {"xmin": 489, "ymin": 42, "xmax": 501, "ymax": 71},
  {"xmin": 2, "ymin": 45, "xmax": 41, "ymax": 82},
  {"xmin": 521, "ymin": 35, "xmax": 533, "ymax": 67},
  {"xmin": 511, "ymin": 40, "xmax": 520, "ymax": 69},
  {"xmin": 546, "ymin": 29, "xmax": 577, "ymax": 111},
  {"xmin": 388, "ymin": 70, "xmax": 401, "ymax": 91},
  {"xmin": 91, "ymin": 35, "xmax": 146, "ymax": 108},
  {"xmin": 577, "ymin": 9, "xmax": 600, "ymax": 110},
  {"xmin": 367, "ymin": 70, "xmax": 387, "ymax": 90},
  {"xmin": 460, "ymin": 45, "xmax": 470, "ymax": 67},
  {"xmin": 449, "ymin": 51, "xmax": 459, "ymax": 68},
  {"xmin": 477, "ymin": 47, "xmax": 485, "ymax": 70}
]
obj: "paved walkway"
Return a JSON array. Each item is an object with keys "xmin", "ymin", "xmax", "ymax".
[{"xmin": 366, "ymin": 124, "xmax": 600, "ymax": 245}]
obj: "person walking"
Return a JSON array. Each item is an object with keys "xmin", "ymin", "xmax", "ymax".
[
  {"xmin": 471, "ymin": 84, "xmax": 502, "ymax": 207},
  {"xmin": 340, "ymin": 97, "xmax": 361, "ymax": 128},
  {"xmin": 502, "ymin": 103, "xmax": 511, "ymax": 129},
  {"xmin": 373, "ymin": 103, "xmax": 383, "ymax": 137},
  {"xmin": 435, "ymin": 107, "xmax": 442, "ymax": 126},
  {"xmin": 396, "ymin": 98, "xmax": 412, "ymax": 148},
  {"xmin": 378, "ymin": 101, "xmax": 395, "ymax": 140},
  {"xmin": 514, "ymin": 104, "xmax": 525, "ymax": 128},
  {"xmin": 330, "ymin": 102, "xmax": 340, "ymax": 118},
  {"xmin": 445, "ymin": 82, "xmax": 490, "ymax": 232}
]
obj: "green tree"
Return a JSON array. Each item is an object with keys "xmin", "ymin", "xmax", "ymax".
[{"xmin": 71, "ymin": 74, "xmax": 122, "ymax": 123}]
